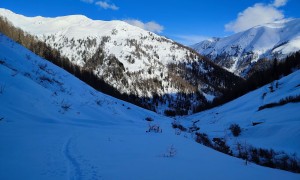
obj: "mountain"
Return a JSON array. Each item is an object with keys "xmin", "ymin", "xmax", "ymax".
[
  {"xmin": 1, "ymin": 33, "xmax": 299, "ymax": 179},
  {"xmin": 191, "ymin": 19, "xmax": 300, "ymax": 77},
  {"xmin": 0, "ymin": 8, "xmax": 241, "ymax": 115},
  {"xmin": 181, "ymin": 69, "xmax": 300, "ymax": 154},
  {"xmin": 178, "ymin": 68, "xmax": 300, "ymax": 173}
]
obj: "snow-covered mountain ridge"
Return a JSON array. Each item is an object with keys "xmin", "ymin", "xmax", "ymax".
[
  {"xmin": 0, "ymin": 8, "xmax": 241, "ymax": 114},
  {"xmin": 191, "ymin": 19, "xmax": 300, "ymax": 77},
  {"xmin": 0, "ymin": 8, "xmax": 170, "ymax": 70},
  {"xmin": 0, "ymin": 8, "xmax": 204, "ymax": 80},
  {"xmin": 0, "ymin": 32, "xmax": 299, "ymax": 180}
]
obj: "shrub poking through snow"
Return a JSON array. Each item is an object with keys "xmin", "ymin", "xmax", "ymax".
[
  {"xmin": 213, "ymin": 138, "xmax": 232, "ymax": 155},
  {"xmin": 195, "ymin": 132, "xmax": 212, "ymax": 147},
  {"xmin": 188, "ymin": 124, "xmax": 200, "ymax": 133},
  {"xmin": 189, "ymin": 128, "xmax": 299, "ymax": 173},
  {"xmin": 252, "ymin": 122, "xmax": 264, "ymax": 126},
  {"xmin": 258, "ymin": 94, "xmax": 300, "ymax": 111},
  {"xmin": 171, "ymin": 121, "xmax": 187, "ymax": 132},
  {"xmin": 229, "ymin": 123, "xmax": 241, "ymax": 137},
  {"xmin": 145, "ymin": 117, "xmax": 154, "ymax": 122},
  {"xmin": 95, "ymin": 99, "xmax": 103, "ymax": 106},
  {"xmin": 235, "ymin": 143, "xmax": 300, "ymax": 173},
  {"xmin": 164, "ymin": 109, "xmax": 176, "ymax": 117},
  {"xmin": 60, "ymin": 100, "xmax": 71, "ymax": 112},
  {"xmin": 163, "ymin": 144, "xmax": 177, "ymax": 157},
  {"xmin": 146, "ymin": 123, "xmax": 162, "ymax": 133},
  {"xmin": 0, "ymin": 84, "xmax": 5, "ymax": 94}
]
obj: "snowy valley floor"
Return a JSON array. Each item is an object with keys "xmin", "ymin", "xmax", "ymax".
[{"xmin": 0, "ymin": 34, "xmax": 300, "ymax": 179}]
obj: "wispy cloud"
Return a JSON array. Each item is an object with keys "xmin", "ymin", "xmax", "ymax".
[
  {"xmin": 273, "ymin": 0, "xmax": 288, "ymax": 7},
  {"xmin": 124, "ymin": 19, "xmax": 164, "ymax": 33},
  {"xmin": 95, "ymin": 1, "xmax": 119, "ymax": 10},
  {"xmin": 80, "ymin": 0, "xmax": 94, "ymax": 3},
  {"xmin": 225, "ymin": 0, "xmax": 288, "ymax": 33},
  {"xmin": 172, "ymin": 35, "xmax": 209, "ymax": 46}
]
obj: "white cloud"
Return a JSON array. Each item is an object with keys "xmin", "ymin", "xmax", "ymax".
[
  {"xmin": 225, "ymin": 3, "xmax": 285, "ymax": 33},
  {"xmin": 95, "ymin": 1, "xmax": 119, "ymax": 10},
  {"xmin": 273, "ymin": 0, "xmax": 288, "ymax": 7},
  {"xmin": 173, "ymin": 35, "xmax": 209, "ymax": 46},
  {"xmin": 124, "ymin": 19, "xmax": 164, "ymax": 33},
  {"xmin": 80, "ymin": 0, "xmax": 94, "ymax": 3}
]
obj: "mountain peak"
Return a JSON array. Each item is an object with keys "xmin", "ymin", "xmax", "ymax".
[{"xmin": 191, "ymin": 18, "xmax": 300, "ymax": 76}]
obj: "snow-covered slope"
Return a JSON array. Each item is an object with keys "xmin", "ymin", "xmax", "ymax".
[
  {"xmin": 180, "ymin": 69, "xmax": 300, "ymax": 155},
  {"xmin": 0, "ymin": 32, "xmax": 299, "ymax": 179},
  {"xmin": 0, "ymin": 35, "xmax": 299, "ymax": 180},
  {"xmin": 0, "ymin": 8, "xmax": 242, "ymax": 114},
  {"xmin": 192, "ymin": 19, "xmax": 300, "ymax": 76},
  {"xmin": 0, "ymin": 8, "xmax": 180, "ymax": 69}
]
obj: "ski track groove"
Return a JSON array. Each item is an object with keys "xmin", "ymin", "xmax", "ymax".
[{"xmin": 64, "ymin": 137, "xmax": 82, "ymax": 180}]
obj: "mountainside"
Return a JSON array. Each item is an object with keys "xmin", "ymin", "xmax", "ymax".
[
  {"xmin": 191, "ymin": 19, "xmax": 300, "ymax": 77},
  {"xmin": 179, "ymin": 69, "xmax": 300, "ymax": 165},
  {"xmin": 0, "ymin": 8, "xmax": 241, "ymax": 115},
  {"xmin": 1, "ymin": 32, "xmax": 299, "ymax": 180}
]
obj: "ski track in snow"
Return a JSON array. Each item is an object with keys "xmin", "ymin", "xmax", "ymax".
[
  {"xmin": 63, "ymin": 137, "xmax": 83, "ymax": 180},
  {"xmin": 63, "ymin": 137, "xmax": 102, "ymax": 180}
]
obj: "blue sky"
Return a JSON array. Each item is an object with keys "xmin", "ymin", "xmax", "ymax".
[{"xmin": 1, "ymin": 0, "xmax": 299, "ymax": 45}]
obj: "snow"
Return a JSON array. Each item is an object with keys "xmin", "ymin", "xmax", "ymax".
[
  {"xmin": 0, "ymin": 8, "xmax": 227, "ymax": 114},
  {"xmin": 180, "ymin": 70, "xmax": 300, "ymax": 155},
  {"xmin": 277, "ymin": 36, "xmax": 300, "ymax": 54},
  {"xmin": 0, "ymin": 8, "xmax": 218, "ymax": 100},
  {"xmin": 202, "ymin": 92, "xmax": 215, "ymax": 102},
  {"xmin": 0, "ymin": 8, "xmax": 199, "ymax": 72},
  {"xmin": 192, "ymin": 18, "xmax": 300, "ymax": 76},
  {"xmin": 0, "ymin": 33, "xmax": 299, "ymax": 179}
]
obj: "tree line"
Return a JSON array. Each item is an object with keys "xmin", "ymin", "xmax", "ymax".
[
  {"xmin": 0, "ymin": 16, "xmax": 151, "ymax": 109},
  {"xmin": 0, "ymin": 16, "xmax": 244, "ymax": 115},
  {"xmin": 209, "ymin": 52, "xmax": 300, "ymax": 110},
  {"xmin": 2, "ymin": 15, "xmax": 298, "ymax": 115}
]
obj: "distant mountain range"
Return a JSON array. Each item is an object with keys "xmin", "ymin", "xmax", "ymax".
[
  {"xmin": 191, "ymin": 19, "xmax": 300, "ymax": 77},
  {"xmin": 0, "ymin": 8, "xmax": 240, "ymax": 115}
]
